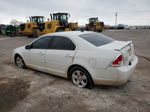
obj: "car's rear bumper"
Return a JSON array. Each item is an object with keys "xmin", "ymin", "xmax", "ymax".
[{"xmin": 93, "ymin": 55, "xmax": 138, "ymax": 86}]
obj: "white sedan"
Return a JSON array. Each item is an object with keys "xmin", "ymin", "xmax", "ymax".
[{"xmin": 13, "ymin": 31, "xmax": 138, "ymax": 88}]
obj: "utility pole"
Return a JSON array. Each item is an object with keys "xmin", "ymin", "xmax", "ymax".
[{"xmin": 115, "ymin": 12, "xmax": 117, "ymax": 26}]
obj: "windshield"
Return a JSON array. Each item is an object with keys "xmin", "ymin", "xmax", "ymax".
[
  {"xmin": 53, "ymin": 14, "xmax": 68, "ymax": 21},
  {"xmin": 89, "ymin": 18, "xmax": 98, "ymax": 23},
  {"xmin": 31, "ymin": 17, "xmax": 44, "ymax": 23},
  {"xmin": 79, "ymin": 33, "xmax": 114, "ymax": 47}
]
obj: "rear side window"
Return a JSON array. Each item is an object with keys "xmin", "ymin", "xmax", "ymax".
[
  {"xmin": 48, "ymin": 36, "xmax": 76, "ymax": 50},
  {"xmin": 79, "ymin": 33, "xmax": 114, "ymax": 47}
]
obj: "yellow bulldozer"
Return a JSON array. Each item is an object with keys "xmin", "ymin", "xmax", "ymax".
[
  {"xmin": 85, "ymin": 17, "xmax": 104, "ymax": 32},
  {"xmin": 36, "ymin": 12, "xmax": 78, "ymax": 37},
  {"xmin": 18, "ymin": 16, "xmax": 44, "ymax": 37}
]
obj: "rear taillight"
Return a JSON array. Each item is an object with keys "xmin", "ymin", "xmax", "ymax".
[{"xmin": 112, "ymin": 55, "xmax": 123, "ymax": 67}]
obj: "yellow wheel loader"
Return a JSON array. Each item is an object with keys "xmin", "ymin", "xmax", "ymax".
[
  {"xmin": 86, "ymin": 17, "xmax": 104, "ymax": 32},
  {"xmin": 69, "ymin": 22, "xmax": 78, "ymax": 31},
  {"xmin": 36, "ymin": 12, "xmax": 78, "ymax": 37},
  {"xmin": 18, "ymin": 16, "xmax": 44, "ymax": 37}
]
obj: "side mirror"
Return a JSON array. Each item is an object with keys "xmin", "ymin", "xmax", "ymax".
[{"xmin": 25, "ymin": 45, "xmax": 32, "ymax": 49}]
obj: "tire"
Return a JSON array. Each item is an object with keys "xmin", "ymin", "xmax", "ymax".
[
  {"xmin": 86, "ymin": 27, "xmax": 89, "ymax": 31},
  {"xmin": 98, "ymin": 30, "xmax": 102, "ymax": 32},
  {"xmin": 70, "ymin": 66, "xmax": 93, "ymax": 88},
  {"xmin": 33, "ymin": 33, "xmax": 38, "ymax": 38},
  {"xmin": 56, "ymin": 28, "xmax": 64, "ymax": 32},
  {"xmin": 15, "ymin": 55, "xmax": 26, "ymax": 68}
]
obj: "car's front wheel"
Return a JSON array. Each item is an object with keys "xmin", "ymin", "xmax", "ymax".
[
  {"xmin": 15, "ymin": 55, "xmax": 26, "ymax": 68},
  {"xmin": 70, "ymin": 67, "xmax": 93, "ymax": 88}
]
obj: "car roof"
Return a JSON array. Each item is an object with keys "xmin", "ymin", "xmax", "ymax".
[
  {"xmin": 35, "ymin": 31, "xmax": 102, "ymax": 51},
  {"xmin": 43, "ymin": 31, "xmax": 92, "ymax": 37}
]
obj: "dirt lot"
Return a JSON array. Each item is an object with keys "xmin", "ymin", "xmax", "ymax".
[{"xmin": 0, "ymin": 30, "xmax": 150, "ymax": 112}]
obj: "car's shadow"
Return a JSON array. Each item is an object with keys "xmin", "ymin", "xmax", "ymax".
[
  {"xmin": 10, "ymin": 61, "xmax": 131, "ymax": 91},
  {"xmin": 28, "ymin": 68, "xmax": 70, "ymax": 81},
  {"xmin": 2, "ymin": 58, "xmax": 132, "ymax": 91},
  {"xmin": 30, "ymin": 68, "xmax": 131, "ymax": 90}
]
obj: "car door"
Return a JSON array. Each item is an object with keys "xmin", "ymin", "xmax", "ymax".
[
  {"xmin": 46, "ymin": 36, "xmax": 76, "ymax": 77},
  {"xmin": 24, "ymin": 36, "xmax": 50, "ymax": 71}
]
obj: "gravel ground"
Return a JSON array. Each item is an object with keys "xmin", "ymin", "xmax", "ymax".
[{"xmin": 0, "ymin": 30, "xmax": 150, "ymax": 112}]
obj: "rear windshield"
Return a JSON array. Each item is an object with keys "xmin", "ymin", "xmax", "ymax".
[{"xmin": 79, "ymin": 33, "xmax": 114, "ymax": 47}]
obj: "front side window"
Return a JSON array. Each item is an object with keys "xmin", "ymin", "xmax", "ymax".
[
  {"xmin": 31, "ymin": 36, "xmax": 52, "ymax": 49},
  {"xmin": 48, "ymin": 36, "xmax": 76, "ymax": 50},
  {"xmin": 60, "ymin": 14, "xmax": 68, "ymax": 21},
  {"xmin": 79, "ymin": 33, "xmax": 114, "ymax": 47},
  {"xmin": 53, "ymin": 14, "xmax": 58, "ymax": 20}
]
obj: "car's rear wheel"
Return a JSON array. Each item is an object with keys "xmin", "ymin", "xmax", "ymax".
[
  {"xmin": 15, "ymin": 55, "xmax": 26, "ymax": 68},
  {"xmin": 70, "ymin": 67, "xmax": 93, "ymax": 88}
]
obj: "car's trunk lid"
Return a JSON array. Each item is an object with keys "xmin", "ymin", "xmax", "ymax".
[{"xmin": 98, "ymin": 40, "xmax": 134, "ymax": 65}]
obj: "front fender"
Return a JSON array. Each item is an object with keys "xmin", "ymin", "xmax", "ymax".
[{"xmin": 13, "ymin": 46, "xmax": 25, "ymax": 61}]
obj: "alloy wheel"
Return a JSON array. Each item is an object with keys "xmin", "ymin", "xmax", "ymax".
[
  {"xmin": 16, "ymin": 56, "xmax": 24, "ymax": 68},
  {"xmin": 72, "ymin": 70, "xmax": 88, "ymax": 88}
]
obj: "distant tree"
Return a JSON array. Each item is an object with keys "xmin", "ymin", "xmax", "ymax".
[{"xmin": 10, "ymin": 19, "xmax": 22, "ymax": 26}]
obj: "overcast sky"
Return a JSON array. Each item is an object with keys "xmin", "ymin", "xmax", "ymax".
[{"xmin": 0, "ymin": 0, "xmax": 150, "ymax": 26}]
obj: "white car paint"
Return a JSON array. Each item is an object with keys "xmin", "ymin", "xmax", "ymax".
[{"xmin": 13, "ymin": 31, "xmax": 138, "ymax": 86}]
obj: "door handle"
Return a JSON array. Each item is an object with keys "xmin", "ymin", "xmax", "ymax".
[
  {"xmin": 65, "ymin": 54, "xmax": 73, "ymax": 58},
  {"xmin": 39, "ymin": 52, "xmax": 45, "ymax": 55}
]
